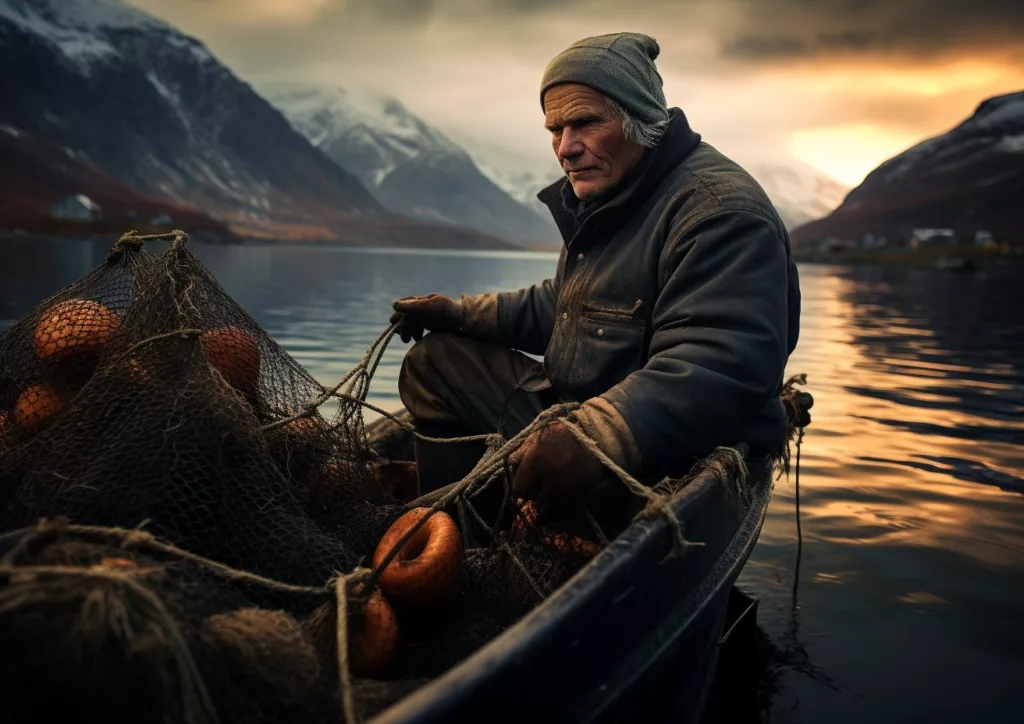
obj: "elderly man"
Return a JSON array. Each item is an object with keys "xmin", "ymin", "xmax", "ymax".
[{"xmin": 391, "ymin": 32, "xmax": 800, "ymax": 509}]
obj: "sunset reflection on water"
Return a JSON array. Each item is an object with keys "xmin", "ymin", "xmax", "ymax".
[{"xmin": 745, "ymin": 263, "xmax": 1023, "ymax": 722}]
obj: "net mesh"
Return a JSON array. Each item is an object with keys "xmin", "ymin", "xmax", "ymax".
[{"xmin": 0, "ymin": 231, "xmax": 636, "ymax": 723}]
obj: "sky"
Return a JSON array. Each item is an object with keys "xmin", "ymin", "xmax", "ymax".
[{"xmin": 129, "ymin": 0, "xmax": 1024, "ymax": 187}]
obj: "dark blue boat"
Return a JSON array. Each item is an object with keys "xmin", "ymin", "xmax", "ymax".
[{"xmin": 374, "ymin": 455, "xmax": 771, "ymax": 723}]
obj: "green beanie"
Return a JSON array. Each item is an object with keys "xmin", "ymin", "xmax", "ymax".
[{"xmin": 540, "ymin": 32, "xmax": 669, "ymax": 124}]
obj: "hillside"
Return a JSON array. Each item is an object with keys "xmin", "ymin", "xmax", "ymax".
[{"xmin": 791, "ymin": 90, "xmax": 1024, "ymax": 247}]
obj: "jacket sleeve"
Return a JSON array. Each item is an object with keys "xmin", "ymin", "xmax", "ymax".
[
  {"xmin": 600, "ymin": 208, "xmax": 791, "ymax": 478},
  {"xmin": 493, "ymin": 248, "xmax": 565, "ymax": 355}
]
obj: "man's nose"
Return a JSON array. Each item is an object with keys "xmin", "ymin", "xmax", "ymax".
[{"xmin": 557, "ymin": 129, "xmax": 585, "ymax": 160}]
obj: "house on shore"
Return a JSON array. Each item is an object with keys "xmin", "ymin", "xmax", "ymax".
[
  {"xmin": 909, "ymin": 228, "xmax": 957, "ymax": 247},
  {"xmin": 50, "ymin": 194, "xmax": 101, "ymax": 222}
]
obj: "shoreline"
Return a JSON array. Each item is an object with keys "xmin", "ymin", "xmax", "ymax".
[{"xmin": 793, "ymin": 245, "xmax": 1024, "ymax": 271}]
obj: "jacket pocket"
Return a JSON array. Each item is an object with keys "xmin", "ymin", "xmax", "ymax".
[{"xmin": 566, "ymin": 311, "xmax": 646, "ymax": 401}]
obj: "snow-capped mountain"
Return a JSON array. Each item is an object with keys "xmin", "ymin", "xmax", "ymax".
[
  {"xmin": 0, "ymin": 0, "xmax": 386, "ymax": 237},
  {"xmin": 0, "ymin": 0, "xmax": 515, "ymax": 247},
  {"xmin": 792, "ymin": 90, "xmax": 1024, "ymax": 246},
  {"xmin": 266, "ymin": 85, "xmax": 560, "ymax": 245},
  {"xmin": 747, "ymin": 162, "xmax": 849, "ymax": 230}
]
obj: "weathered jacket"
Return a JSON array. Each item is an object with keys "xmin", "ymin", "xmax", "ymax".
[{"xmin": 462, "ymin": 108, "xmax": 800, "ymax": 479}]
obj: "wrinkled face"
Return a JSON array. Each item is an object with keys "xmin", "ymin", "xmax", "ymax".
[{"xmin": 544, "ymin": 83, "xmax": 645, "ymax": 202}]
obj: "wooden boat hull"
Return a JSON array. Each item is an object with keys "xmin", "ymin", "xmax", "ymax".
[{"xmin": 374, "ymin": 457, "xmax": 772, "ymax": 723}]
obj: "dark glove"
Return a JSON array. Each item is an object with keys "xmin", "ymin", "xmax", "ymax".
[
  {"xmin": 511, "ymin": 422, "xmax": 608, "ymax": 511},
  {"xmin": 389, "ymin": 294, "xmax": 461, "ymax": 343},
  {"xmin": 794, "ymin": 391, "xmax": 813, "ymax": 428}
]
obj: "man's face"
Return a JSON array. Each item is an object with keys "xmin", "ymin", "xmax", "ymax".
[{"xmin": 544, "ymin": 83, "xmax": 645, "ymax": 202}]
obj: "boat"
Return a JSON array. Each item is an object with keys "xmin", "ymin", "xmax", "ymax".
[{"xmin": 367, "ymin": 418, "xmax": 773, "ymax": 723}]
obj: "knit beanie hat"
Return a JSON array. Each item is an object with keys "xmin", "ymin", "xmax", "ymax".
[{"xmin": 540, "ymin": 32, "xmax": 669, "ymax": 124}]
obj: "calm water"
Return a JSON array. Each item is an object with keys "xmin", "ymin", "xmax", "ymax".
[{"xmin": 2, "ymin": 238, "xmax": 1022, "ymax": 723}]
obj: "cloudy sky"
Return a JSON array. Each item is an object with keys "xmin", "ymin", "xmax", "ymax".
[{"xmin": 130, "ymin": 0, "xmax": 1024, "ymax": 186}]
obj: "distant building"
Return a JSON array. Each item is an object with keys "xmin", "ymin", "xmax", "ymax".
[
  {"xmin": 150, "ymin": 213, "xmax": 174, "ymax": 227},
  {"xmin": 50, "ymin": 194, "xmax": 101, "ymax": 222},
  {"xmin": 860, "ymin": 233, "xmax": 888, "ymax": 249},
  {"xmin": 909, "ymin": 228, "xmax": 957, "ymax": 247},
  {"xmin": 974, "ymin": 230, "xmax": 996, "ymax": 247}
]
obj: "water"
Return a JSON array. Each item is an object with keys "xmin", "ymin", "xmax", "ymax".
[{"xmin": 2, "ymin": 238, "xmax": 1022, "ymax": 722}]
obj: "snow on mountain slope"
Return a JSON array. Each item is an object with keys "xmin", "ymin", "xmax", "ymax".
[
  {"xmin": 748, "ymin": 162, "xmax": 849, "ymax": 229},
  {"xmin": 863, "ymin": 90, "xmax": 1024, "ymax": 185},
  {"xmin": 267, "ymin": 86, "xmax": 463, "ymax": 187},
  {"xmin": 267, "ymin": 84, "xmax": 560, "ymax": 245}
]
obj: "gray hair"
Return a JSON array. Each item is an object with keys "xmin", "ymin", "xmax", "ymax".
[{"xmin": 605, "ymin": 96, "xmax": 668, "ymax": 148}]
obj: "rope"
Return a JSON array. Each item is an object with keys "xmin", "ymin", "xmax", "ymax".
[
  {"xmin": 559, "ymin": 418, "xmax": 701, "ymax": 556},
  {"xmin": 333, "ymin": 571, "xmax": 367, "ymax": 724},
  {"xmin": 0, "ymin": 522, "xmax": 330, "ymax": 598},
  {"xmin": 117, "ymin": 328, "xmax": 205, "ymax": 360},
  {"xmin": 791, "ymin": 426, "xmax": 805, "ymax": 612}
]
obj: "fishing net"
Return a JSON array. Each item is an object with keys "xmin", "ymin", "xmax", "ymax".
[{"xmin": 0, "ymin": 230, "xmax": 664, "ymax": 723}]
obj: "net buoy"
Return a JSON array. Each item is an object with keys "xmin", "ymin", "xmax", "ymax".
[
  {"xmin": 200, "ymin": 326, "xmax": 261, "ymax": 395},
  {"xmin": 14, "ymin": 383, "xmax": 67, "ymax": 431},
  {"xmin": 34, "ymin": 299, "xmax": 120, "ymax": 362},
  {"xmin": 373, "ymin": 508, "xmax": 463, "ymax": 604}
]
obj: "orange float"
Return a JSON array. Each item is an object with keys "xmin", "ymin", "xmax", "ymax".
[
  {"xmin": 14, "ymin": 383, "xmax": 67, "ymax": 431},
  {"xmin": 349, "ymin": 587, "xmax": 400, "ymax": 677},
  {"xmin": 304, "ymin": 586, "xmax": 400, "ymax": 678},
  {"xmin": 372, "ymin": 508, "xmax": 463, "ymax": 604},
  {"xmin": 511, "ymin": 500, "xmax": 602, "ymax": 558},
  {"xmin": 33, "ymin": 299, "xmax": 120, "ymax": 362},
  {"xmin": 200, "ymin": 326, "xmax": 261, "ymax": 395}
]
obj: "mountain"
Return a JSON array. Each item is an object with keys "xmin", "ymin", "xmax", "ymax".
[
  {"xmin": 747, "ymin": 162, "xmax": 849, "ymax": 230},
  {"xmin": 791, "ymin": 90, "xmax": 1024, "ymax": 246},
  {"xmin": 265, "ymin": 86, "xmax": 560, "ymax": 246},
  {"xmin": 455, "ymin": 137, "xmax": 565, "ymax": 219},
  {"xmin": 0, "ymin": 0, "xmax": 513, "ymax": 248}
]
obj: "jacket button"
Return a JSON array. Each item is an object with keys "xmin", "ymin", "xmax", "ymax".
[
  {"xmin": 577, "ymin": 253, "xmax": 584, "ymax": 260},
  {"xmin": 596, "ymin": 328, "xmax": 605, "ymax": 337},
  {"xmin": 562, "ymin": 312, "xmax": 568, "ymax": 320}
]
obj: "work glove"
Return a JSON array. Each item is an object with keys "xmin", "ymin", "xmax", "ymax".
[
  {"xmin": 389, "ymin": 294, "xmax": 461, "ymax": 343},
  {"xmin": 510, "ymin": 422, "xmax": 608, "ymax": 512},
  {"xmin": 793, "ymin": 391, "xmax": 814, "ymax": 428}
]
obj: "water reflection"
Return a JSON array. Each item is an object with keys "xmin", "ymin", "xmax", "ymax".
[
  {"xmin": 1, "ymin": 239, "xmax": 1023, "ymax": 723},
  {"xmin": 746, "ymin": 264, "xmax": 1024, "ymax": 723}
]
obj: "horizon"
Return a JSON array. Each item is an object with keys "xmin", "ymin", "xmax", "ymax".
[{"xmin": 127, "ymin": 0, "xmax": 1024, "ymax": 187}]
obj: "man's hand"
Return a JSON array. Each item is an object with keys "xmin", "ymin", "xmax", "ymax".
[
  {"xmin": 511, "ymin": 422, "xmax": 607, "ymax": 511},
  {"xmin": 389, "ymin": 294, "xmax": 460, "ymax": 343}
]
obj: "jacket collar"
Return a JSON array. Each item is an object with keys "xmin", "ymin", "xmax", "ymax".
[{"xmin": 538, "ymin": 107, "xmax": 702, "ymax": 246}]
